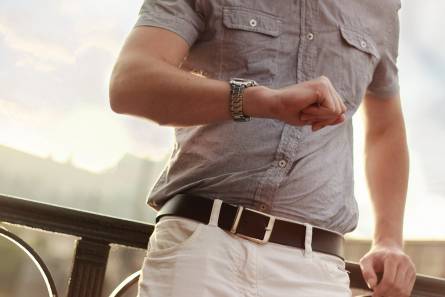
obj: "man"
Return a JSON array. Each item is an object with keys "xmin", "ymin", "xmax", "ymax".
[{"xmin": 109, "ymin": 0, "xmax": 416, "ymax": 296}]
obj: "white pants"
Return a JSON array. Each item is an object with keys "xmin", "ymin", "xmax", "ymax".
[{"xmin": 137, "ymin": 200, "xmax": 352, "ymax": 297}]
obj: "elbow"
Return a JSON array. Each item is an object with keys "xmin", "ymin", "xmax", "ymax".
[
  {"xmin": 109, "ymin": 72, "xmax": 140, "ymax": 116},
  {"xmin": 109, "ymin": 89, "xmax": 121, "ymax": 114},
  {"xmin": 109, "ymin": 74, "xmax": 127, "ymax": 114},
  {"xmin": 108, "ymin": 72, "xmax": 167, "ymax": 126}
]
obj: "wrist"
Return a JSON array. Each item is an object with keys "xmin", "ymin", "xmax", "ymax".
[
  {"xmin": 243, "ymin": 85, "xmax": 277, "ymax": 119},
  {"xmin": 372, "ymin": 236, "xmax": 404, "ymax": 249},
  {"xmin": 373, "ymin": 221, "xmax": 404, "ymax": 249}
]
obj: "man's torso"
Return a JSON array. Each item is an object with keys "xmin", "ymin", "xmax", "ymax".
[{"xmin": 141, "ymin": 0, "xmax": 401, "ymax": 234}]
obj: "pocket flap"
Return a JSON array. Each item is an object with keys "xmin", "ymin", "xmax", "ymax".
[
  {"xmin": 339, "ymin": 26, "xmax": 379, "ymax": 58},
  {"xmin": 223, "ymin": 7, "xmax": 282, "ymax": 37}
]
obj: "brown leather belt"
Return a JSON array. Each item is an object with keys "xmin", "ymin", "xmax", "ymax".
[{"xmin": 156, "ymin": 193, "xmax": 345, "ymax": 260}]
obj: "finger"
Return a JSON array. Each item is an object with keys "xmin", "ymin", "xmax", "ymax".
[
  {"xmin": 360, "ymin": 258, "xmax": 378, "ymax": 291},
  {"xmin": 339, "ymin": 97, "xmax": 347, "ymax": 113},
  {"xmin": 314, "ymin": 77, "xmax": 337, "ymax": 113},
  {"xmin": 328, "ymin": 85, "xmax": 343, "ymax": 115},
  {"xmin": 330, "ymin": 85, "xmax": 347, "ymax": 113},
  {"xmin": 324, "ymin": 82, "xmax": 340, "ymax": 115},
  {"xmin": 300, "ymin": 119, "xmax": 317, "ymax": 126},
  {"xmin": 335, "ymin": 96, "xmax": 346, "ymax": 114},
  {"xmin": 311, "ymin": 121, "xmax": 323, "ymax": 132},
  {"xmin": 296, "ymin": 114, "xmax": 321, "ymax": 126},
  {"xmin": 311, "ymin": 118, "xmax": 337, "ymax": 131},
  {"xmin": 373, "ymin": 257, "xmax": 398, "ymax": 296},
  {"xmin": 310, "ymin": 116, "xmax": 345, "ymax": 131},
  {"xmin": 332, "ymin": 89, "xmax": 343, "ymax": 115},
  {"xmin": 324, "ymin": 77, "xmax": 345, "ymax": 115},
  {"xmin": 408, "ymin": 271, "xmax": 417, "ymax": 295},
  {"xmin": 300, "ymin": 113, "xmax": 339, "ymax": 121},
  {"xmin": 301, "ymin": 105, "xmax": 340, "ymax": 116},
  {"xmin": 391, "ymin": 263, "xmax": 412, "ymax": 297},
  {"xmin": 332, "ymin": 114, "xmax": 345, "ymax": 125},
  {"xmin": 321, "ymin": 114, "xmax": 345, "ymax": 124},
  {"xmin": 301, "ymin": 113, "xmax": 345, "ymax": 122},
  {"xmin": 401, "ymin": 263, "xmax": 417, "ymax": 297}
]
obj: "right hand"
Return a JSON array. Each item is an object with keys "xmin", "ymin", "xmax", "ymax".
[{"xmin": 245, "ymin": 76, "xmax": 347, "ymax": 130}]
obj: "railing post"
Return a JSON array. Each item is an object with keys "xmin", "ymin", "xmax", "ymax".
[{"xmin": 66, "ymin": 238, "xmax": 110, "ymax": 297}]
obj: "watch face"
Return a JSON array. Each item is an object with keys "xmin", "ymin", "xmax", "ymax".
[
  {"xmin": 230, "ymin": 78, "xmax": 258, "ymax": 87},
  {"xmin": 231, "ymin": 78, "xmax": 248, "ymax": 83}
]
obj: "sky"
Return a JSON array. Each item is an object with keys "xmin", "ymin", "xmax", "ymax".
[{"xmin": 0, "ymin": 0, "xmax": 444, "ymax": 239}]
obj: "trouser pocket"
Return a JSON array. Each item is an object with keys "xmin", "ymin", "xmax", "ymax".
[
  {"xmin": 146, "ymin": 215, "xmax": 206, "ymax": 258},
  {"xmin": 314, "ymin": 252, "xmax": 351, "ymax": 286}
]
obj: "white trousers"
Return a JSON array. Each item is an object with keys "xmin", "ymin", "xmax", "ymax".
[{"xmin": 137, "ymin": 200, "xmax": 352, "ymax": 297}]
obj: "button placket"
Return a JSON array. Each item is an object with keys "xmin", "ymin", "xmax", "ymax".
[{"xmin": 253, "ymin": 125, "xmax": 302, "ymax": 207}]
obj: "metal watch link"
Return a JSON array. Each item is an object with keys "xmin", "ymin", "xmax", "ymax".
[{"xmin": 229, "ymin": 78, "xmax": 259, "ymax": 122}]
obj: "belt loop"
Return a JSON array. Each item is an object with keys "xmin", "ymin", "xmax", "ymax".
[
  {"xmin": 208, "ymin": 198, "xmax": 223, "ymax": 226},
  {"xmin": 304, "ymin": 223, "xmax": 313, "ymax": 258}
]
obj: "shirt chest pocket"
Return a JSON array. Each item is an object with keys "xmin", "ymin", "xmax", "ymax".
[
  {"xmin": 220, "ymin": 6, "xmax": 282, "ymax": 85},
  {"xmin": 314, "ymin": 26, "xmax": 380, "ymax": 113}
]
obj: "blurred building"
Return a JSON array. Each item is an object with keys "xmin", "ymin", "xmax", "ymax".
[{"xmin": 0, "ymin": 144, "xmax": 167, "ymax": 222}]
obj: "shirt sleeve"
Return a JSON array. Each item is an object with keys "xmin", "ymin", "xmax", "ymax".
[
  {"xmin": 134, "ymin": 0, "xmax": 205, "ymax": 47},
  {"xmin": 366, "ymin": 4, "xmax": 401, "ymax": 98}
]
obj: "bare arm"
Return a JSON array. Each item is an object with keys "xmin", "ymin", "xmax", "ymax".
[
  {"xmin": 109, "ymin": 26, "xmax": 245, "ymax": 126},
  {"xmin": 364, "ymin": 92, "xmax": 408, "ymax": 246},
  {"xmin": 109, "ymin": 26, "xmax": 346, "ymax": 128},
  {"xmin": 359, "ymin": 91, "xmax": 416, "ymax": 297}
]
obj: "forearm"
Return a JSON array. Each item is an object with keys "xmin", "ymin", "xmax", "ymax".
[
  {"xmin": 365, "ymin": 119, "xmax": 409, "ymax": 247},
  {"xmin": 109, "ymin": 54, "xmax": 273, "ymax": 127}
]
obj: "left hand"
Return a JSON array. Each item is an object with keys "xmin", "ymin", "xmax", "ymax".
[{"xmin": 359, "ymin": 243, "xmax": 416, "ymax": 297}]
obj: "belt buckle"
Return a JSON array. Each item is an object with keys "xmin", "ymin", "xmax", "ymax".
[{"xmin": 229, "ymin": 205, "xmax": 276, "ymax": 244}]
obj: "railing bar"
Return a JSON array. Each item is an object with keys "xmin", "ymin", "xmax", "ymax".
[
  {"xmin": 109, "ymin": 270, "xmax": 141, "ymax": 297},
  {"xmin": 0, "ymin": 227, "xmax": 59, "ymax": 297},
  {"xmin": 0, "ymin": 194, "xmax": 153, "ymax": 249}
]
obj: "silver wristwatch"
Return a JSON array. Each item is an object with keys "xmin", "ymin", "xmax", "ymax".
[{"xmin": 229, "ymin": 78, "xmax": 258, "ymax": 122}]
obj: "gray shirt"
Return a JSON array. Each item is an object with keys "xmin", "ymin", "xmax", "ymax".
[{"xmin": 134, "ymin": 0, "xmax": 401, "ymax": 234}]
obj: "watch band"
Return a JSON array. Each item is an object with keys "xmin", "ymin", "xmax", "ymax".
[{"xmin": 229, "ymin": 78, "xmax": 258, "ymax": 122}]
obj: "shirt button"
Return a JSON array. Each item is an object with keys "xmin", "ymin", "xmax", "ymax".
[
  {"xmin": 278, "ymin": 159, "xmax": 287, "ymax": 168},
  {"xmin": 249, "ymin": 19, "xmax": 257, "ymax": 27},
  {"xmin": 360, "ymin": 40, "xmax": 367, "ymax": 48},
  {"xmin": 259, "ymin": 204, "xmax": 267, "ymax": 211},
  {"xmin": 306, "ymin": 32, "xmax": 314, "ymax": 40}
]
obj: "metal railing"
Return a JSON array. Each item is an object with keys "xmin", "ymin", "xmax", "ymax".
[{"xmin": 1, "ymin": 194, "xmax": 444, "ymax": 297}]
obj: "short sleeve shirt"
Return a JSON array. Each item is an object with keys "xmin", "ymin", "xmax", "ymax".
[{"xmin": 134, "ymin": 0, "xmax": 402, "ymax": 234}]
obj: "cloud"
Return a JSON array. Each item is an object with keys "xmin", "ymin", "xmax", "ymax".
[
  {"xmin": 0, "ymin": 0, "xmax": 172, "ymax": 171},
  {"xmin": 0, "ymin": 23, "xmax": 76, "ymax": 67},
  {"xmin": 400, "ymin": 0, "xmax": 445, "ymax": 64}
]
